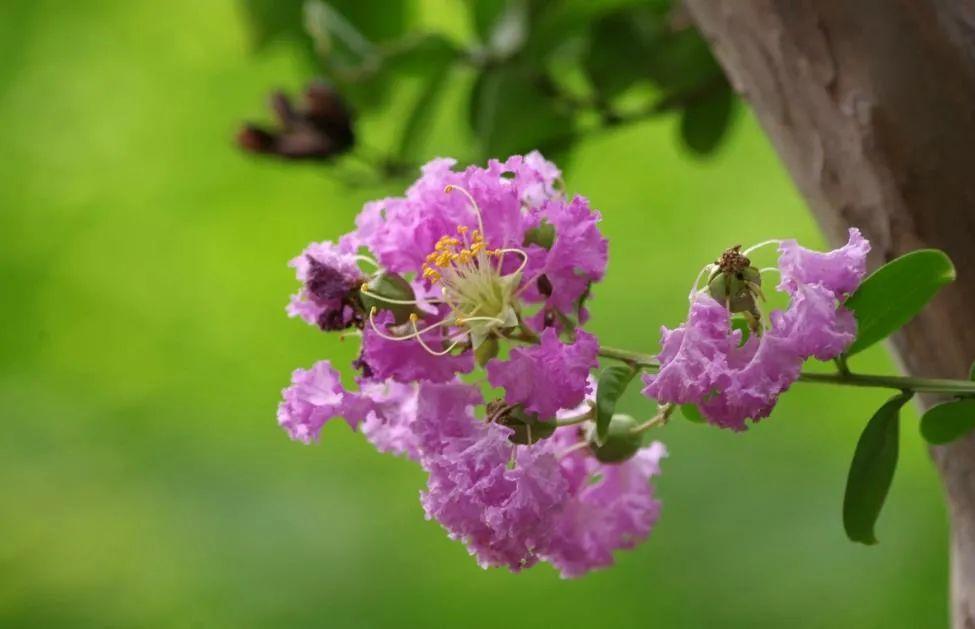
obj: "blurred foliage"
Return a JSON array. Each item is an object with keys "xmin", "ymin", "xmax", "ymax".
[{"xmin": 237, "ymin": 0, "xmax": 736, "ymax": 170}]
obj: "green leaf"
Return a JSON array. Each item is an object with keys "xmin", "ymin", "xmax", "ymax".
[
  {"xmin": 843, "ymin": 392, "xmax": 913, "ymax": 544},
  {"xmin": 383, "ymin": 33, "xmax": 459, "ymax": 76},
  {"xmin": 920, "ymin": 399, "xmax": 975, "ymax": 445},
  {"xmin": 583, "ymin": 9, "xmax": 659, "ymax": 98},
  {"xmin": 596, "ymin": 365, "xmax": 637, "ymax": 443},
  {"xmin": 969, "ymin": 361, "xmax": 975, "ymax": 381},
  {"xmin": 645, "ymin": 28, "xmax": 722, "ymax": 95},
  {"xmin": 394, "ymin": 39, "xmax": 458, "ymax": 160},
  {"xmin": 845, "ymin": 249, "xmax": 955, "ymax": 356},
  {"xmin": 468, "ymin": 0, "xmax": 510, "ymax": 43},
  {"xmin": 468, "ymin": 64, "xmax": 574, "ymax": 158},
  {"xmin": 304, "ymin": 0, "xmax": 375, "ymax": 66},
  {"xmin": 680, "ymin": 403, "xmax": 705, "ymax": 424},
  {"xmin": 525, "ymin": 0, "xmax": 665, "ymax": 62},
  {"xmin": 680, "ymin": 83, "xmax": 734, "ymax": 155}
]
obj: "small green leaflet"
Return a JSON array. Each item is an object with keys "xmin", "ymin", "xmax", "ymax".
[
  {"xmin": 596, "ymin": 365, "xmax": 637, "ymax": 444},
  {"xmin": 844, "ymin": 250, "xmax": 955, "ymax": 356},
  {"xmin": 970, "ymin": 361, "xmax": 975, "ymax": 381},
  {"xmin": 920, "ymin": 399, "xmax": 975, "ymax": 445},
  {"xmin": 843, "ymin": 391, "xmax": 913, "ymax": 544}
]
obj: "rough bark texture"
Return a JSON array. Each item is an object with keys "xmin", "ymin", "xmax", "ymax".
[{"xmin": 683, "ymin": 0, "xmax": 975, "ymax": 625}]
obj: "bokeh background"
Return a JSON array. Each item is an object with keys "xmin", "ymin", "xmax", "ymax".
[{"xmin": 0, "ymin": 1, "xmax": 949, "ymax": 627}]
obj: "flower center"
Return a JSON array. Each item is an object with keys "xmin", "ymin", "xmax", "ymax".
[
  {"xmin": 422, "ymin": 224, "xmax": 523, "ymax": 347},
  {"xmin": 362, "ymin": 184, "xmax": 529, "ymax": 354}
]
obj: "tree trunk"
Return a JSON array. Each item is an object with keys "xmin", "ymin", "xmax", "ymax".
[{"xmin": 683, "ymin": 0, "xmax": 975, "ymax": 624}]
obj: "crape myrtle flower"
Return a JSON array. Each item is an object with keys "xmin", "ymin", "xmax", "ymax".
[
  {"xmin": 642, "ymin": 228, "xmax": 870, "ymax": 430},
  {"xmin": 277, "ymin": 153, "xmax": 667, "ymax": 578},
  {"xmin": 277, "ymin": 361, "xmax": 354, "ymax": 444},
  {"xmin": 413, "ymin": 382, "xmax": 666, "ymax": 576},
  {"xmin": 349, "ymin": 153, "xmax": 607, "ymax": 351},
  {"xmin": 358, "ymin": 379, "xmax": 422, "ymax": 460},
  {"xmin": 486, "ymin": 328, "xmax": 599, "ymax": 419},
  {"xmin": 284, "ymin": 151, "xmax": 608, "ymax": 396},
  {"xmin": 542, "ymin": 435, "xmax": 666, "ymax": 578}
]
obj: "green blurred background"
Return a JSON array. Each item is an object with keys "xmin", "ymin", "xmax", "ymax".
[{"xmin": 0, "ymin": 1, "xmax": 949, "ymax": 627}]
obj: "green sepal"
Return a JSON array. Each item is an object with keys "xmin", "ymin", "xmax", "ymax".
[{"xmin": 475, "ymin": 336, "xmax": 500, "ymax": 367}]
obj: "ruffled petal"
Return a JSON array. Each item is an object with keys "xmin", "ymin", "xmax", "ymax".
[{"xmin": 486, "ymin": 329, "xmax": 599, "ymax": 419}]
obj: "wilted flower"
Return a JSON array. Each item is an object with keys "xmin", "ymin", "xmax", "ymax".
[{"xmin": 287, "ymin": 241, "xmax": 364, "ymax": 331}]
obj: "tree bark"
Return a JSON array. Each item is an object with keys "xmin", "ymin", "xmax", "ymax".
[{"xmin": 683, "ymin": 0, "xmax": 975, "ymax": 625}]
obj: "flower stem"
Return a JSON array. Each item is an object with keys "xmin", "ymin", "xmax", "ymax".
[
  {"xmin": 597, "ymin": 345, "xmax": 975, "ymax": 396},
  {"xmin": 631, "ymin": 403, "xmax": 676, "ymax": 434},
  {"xmin": 554, "ymin": 404, "xmax": 595, "ymax": 427},
  {"xmin": 597, "ymin": 346, "xmax": 657, "ymax": 367},
  {"xmin": 794, "ymin": 371, "xmax": 975, "ymax": 395}
]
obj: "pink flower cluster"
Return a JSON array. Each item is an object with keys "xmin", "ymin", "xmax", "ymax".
[
  {"xmin": 642, "ymin": 229, "xmax": 870, "ymax": 430},
  {"xmin": 415, "ymin": 382, "xmax": 665, "ymax": 577},
  {"xmin": 281, "ymin": 373, "xmax": 666, "ymax": 577},
  {"xmin": 277, "ymin": 153, "xmax": 666, "ymax": 577}
]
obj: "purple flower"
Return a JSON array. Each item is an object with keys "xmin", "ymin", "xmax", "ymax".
[
  {"xmin": 277, "ymin": 361, "xmax": 354, "ymax": 443},
  {"xmin": 641, "ymin": 296, "xmax": 735, "ymax": 410},
  {"xmin": 521, "ymin": 196, "xmax": 609, "ymax": 314},
  {"xmin": 778, "ymin": 228, "xmax": 870, "ymax": 297},
  {"xmin": 413, "ymin": 383, "xmax": 666, "ymax": 576},
  {"xmin": 287, "ymin": 241, "xmax": 363, "ymax": 331},
  {"xmin": 358, "ymin": 379, "xmax": 422, "ymax": 460},
  {"xmin": 695, "ymin": 326, "xmax": 804, "ymax": 429},
  {"xmin": 361, "ymin": 311, "xmax": 474, "ymax": 384},
  {"xmin": 413, "ymin": 381, "xmax": 567, "ymax": 571},
  {"xmin": 332, "ymin": 153, "xmax": 610, "ymax": 387},
  {"xmin": 542, "ymin": 441, "xmax": 667, "ymax": 578},
  {"xmin": 486, "ymin": 329, "xmax": 599, "ymax": 419},
  {"xmin": 351, "ymin": 153, "xmax": 560, "ymax": 276},
  {"xmin": 644, "ymin": 231, "xmax": 870, "ymax": 430},
  {"xmin": 772, "ymin": 282, "xmax": 857, "ymax": 361},
  {"xmin": 277, "ymin": 154, "xmax": 667, "ymax": 578}
]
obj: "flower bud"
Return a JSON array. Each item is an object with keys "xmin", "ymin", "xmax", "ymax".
[
  {"xmin": 587, "ymin": 414, "xmax": 641, "ymax": 463},
  {"xmin": 707, "ymin": 246, "xmax": 763, "ymax": 319},
  {"xmin": 358, "ymin": 272, "xmax": 418, "ymax": 324}
]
